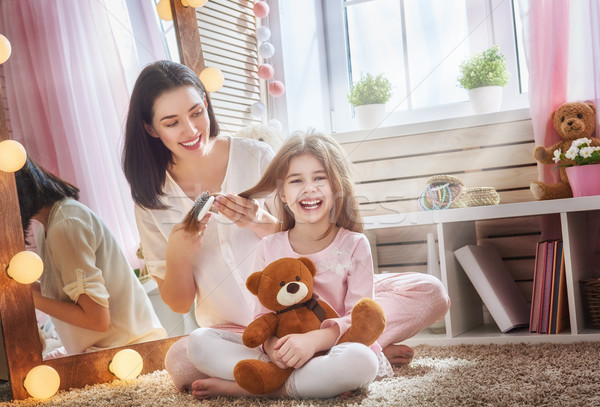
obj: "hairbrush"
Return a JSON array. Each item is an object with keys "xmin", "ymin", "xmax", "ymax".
[{"xmin": 182, "ymin": 191, "xmax": 216, "ymax": 233}]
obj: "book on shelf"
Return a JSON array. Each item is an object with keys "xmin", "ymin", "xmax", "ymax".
[
  {"xmin": 529, "ymin": 241, "xmax": 548, "ymax": 333},
  {"xmin": 530, "ymin": 239, "xmax": 569, "ymax": 334},
  {"xmin": 454, "ymin": 245, "xmax": 530, "ymax": 333}
]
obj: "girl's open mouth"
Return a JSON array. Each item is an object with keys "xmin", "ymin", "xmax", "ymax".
[{"xmin": 299, "ymin": 199, "xmax": 322, "ymax": 210}]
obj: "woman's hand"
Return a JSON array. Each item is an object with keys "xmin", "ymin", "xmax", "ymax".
[
  {"xmin": 166, "ymin": 213, "xmax": 210, "ymax": 260},
  {"xmin": 214, "ymin": 194, "xmax": 279, "ymax": 238}
]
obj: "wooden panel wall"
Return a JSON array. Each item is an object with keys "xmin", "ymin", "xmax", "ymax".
[{"xmin": 339, "ymin": 119, "xmax": 541, "ymax": 302}]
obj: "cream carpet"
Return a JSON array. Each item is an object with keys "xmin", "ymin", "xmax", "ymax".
[{"xmin": 2, "ymin": 342, "xmax": 599, "ymax": 407}]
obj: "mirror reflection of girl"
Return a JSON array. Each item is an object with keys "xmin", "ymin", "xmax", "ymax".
[
  {"xmin": 121, "ymin": 61, "xmax": 279, "ymax": 385},
  {"xmin": 174, "ymin": 131, "xmax": 450, "ymax": 399},
  {"xmin": 14, "ymin": 158, "xmax": 166, "ymax": 356}
]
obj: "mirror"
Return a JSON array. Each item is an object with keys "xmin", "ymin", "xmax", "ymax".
[{"xmin": 0, "ymin": 1, "xmax": 198, "ymax": 399}]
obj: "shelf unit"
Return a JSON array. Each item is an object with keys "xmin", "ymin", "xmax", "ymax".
[{"xmin": 364, "ymin": 196, "xmax": 600, "ymax": 345}]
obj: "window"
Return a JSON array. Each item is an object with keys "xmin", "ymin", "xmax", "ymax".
[{"xmin": 324, "ymin": 0, "xmax": 529, "ymax": 132}]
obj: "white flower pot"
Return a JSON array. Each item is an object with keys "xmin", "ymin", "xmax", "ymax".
[
  {"xmin": 354, "ymin": 104, "xmax": 386, "ymax": 130},
  {"xmin": 468, "ymin": 86, "xmax": 503, "ymax": 114}
]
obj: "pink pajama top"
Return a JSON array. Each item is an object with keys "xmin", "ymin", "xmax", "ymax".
[{"xmin": 253, "ymin": 227, "xmax": 374, "ymax": 341}]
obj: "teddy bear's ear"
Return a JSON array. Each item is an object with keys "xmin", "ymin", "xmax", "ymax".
[
  {"xmin": 246, "ymin": 271, "xmax": 262, "ymax": 295},
  {"xmin": 297, "ymin": 257, "xmax": 317, "ymax": 277},
  {"xmin": 585, "ymin": 101, "xmax": 596, "ymax": 114}
]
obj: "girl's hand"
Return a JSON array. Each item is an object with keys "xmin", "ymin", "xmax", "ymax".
[
  {"xmin": 273, "ymin": 333, "xmax": 319, "ymax": 369},
  {"xmin": 166, "ymin": 213, "xmax": 210, "ymax": 260}
]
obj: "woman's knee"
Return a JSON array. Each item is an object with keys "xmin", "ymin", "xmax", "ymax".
[
  {"xmin": 423, "ymin": 274, "xmax": 451, "ymax": 319},
  {"xmin": 332, "ymin": 343, "xmax": 378, "ymax": 386},
  {"xmin": 186, "ymin": 327, "xmax": 219, "ymax": 363}
]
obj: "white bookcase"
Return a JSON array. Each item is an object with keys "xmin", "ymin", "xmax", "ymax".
[{"xmin": 364, "ymin": 196, "xmax": 600, "ymax": 345}]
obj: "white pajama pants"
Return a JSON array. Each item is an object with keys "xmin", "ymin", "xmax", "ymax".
[{"xmin": 165, "ymin": 327, "xmax": 378, "ymax": 398}]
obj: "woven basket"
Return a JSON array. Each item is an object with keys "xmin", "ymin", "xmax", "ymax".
[
  {"xmin": 418, "ymin": 175, "xmax": 500, "ymax": 211},
  {"xmin": 454, "ymin": 187, "xmax": 501, "ymax": 208},
  {"xmin": 419, "ymin": 175, "xmax": 464, "ymax": 210},
  {"xmin": 580, "ymin": 278, "xmax": 600, "ymax": 329}
]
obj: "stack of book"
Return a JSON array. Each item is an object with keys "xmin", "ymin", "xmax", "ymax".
[{"xmin": 530, "ymin": 239, "xmax": 569, "ymax": 334}]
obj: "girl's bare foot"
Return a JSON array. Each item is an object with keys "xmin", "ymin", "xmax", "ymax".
[
  {"xmin": 191, "ymin": 378, "xmax": 287, "ymax": 400},
  {"xmin": 382, "ymin": 344, "xmax": 414, "ymax": 366}
]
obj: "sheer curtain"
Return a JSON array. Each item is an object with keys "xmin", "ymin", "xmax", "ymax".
[
  {"xmin": 518, "ymin": 0, "xmax": 600, "ymax": 251},
  {"xmin": 0, "ymin": 0, "xmax": 165, "ymax": 266}
]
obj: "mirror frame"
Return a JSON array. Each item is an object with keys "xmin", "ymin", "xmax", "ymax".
[{"xmin": 0, "ymin": 0, "xmax": 203, "ymax": 399}]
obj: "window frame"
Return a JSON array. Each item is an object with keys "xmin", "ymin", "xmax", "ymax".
[{"xmin": 324, "ymin": 0, "xmax": 529, "ymax": 133}]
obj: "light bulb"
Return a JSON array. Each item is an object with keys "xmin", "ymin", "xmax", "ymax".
[
  {"xmin": 255, "ymin": 26, "xmax": 271, "ymax": 42},
  {"xmin": 253, "ymin": 1, "xmax": 270, "ymax": 18},
  {"xmin": 0, "ymin": 34, "xmax": 11, "ymax": 64},
  {"xmin": 250, "ymin": 101, "xmax": 266, "ymax": 118},
  {"xmin": 181, "ymin": 0, "xmax": 189, "ymax": 6},
  {"xmin": 257, "ymin": 64, "xmax": 274, "ymax": 80},
  {"xmin": 24, "ymin": 365, "xmax": 60, "ymax": 399},
  {"xmin": 187, "ymin": 0, "xmax": 208, "ymax": 7},
  {"xmin": 199, "ymin": 67, "xmax": 224, "ymax": 92},
  {"xmin": 156, "ymin": 0, "xmax": 173, "ymax": 21},
  {"xmin": 268, "ymin": 81, "xmax": 285, "ymax": 97},
  {"xmin": 109, "ymin": 349, "xmax": 143, "ymax": 380},
  {"xmin": 258, "ymin": 42, "xmax": 275, "ymax": 59},
  {"xmin": 7, "ymin": 251, "xmax": 43, "ymax": 285},
  {"xmin": 0, "ymin": 139, "xmax": 27, "ymax": 172}
]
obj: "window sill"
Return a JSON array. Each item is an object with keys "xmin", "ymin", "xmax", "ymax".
[{"xmin": 332, "ymin": 107, "xmax": 531, "ymax": 144}]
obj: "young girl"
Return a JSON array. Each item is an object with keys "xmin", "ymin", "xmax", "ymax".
[
  {"xmin": 14, "ymin": 158, "xmax": 166, "ymax": 356},
  {"xmin": 178, "ymin": 130, "xmax": 450, "ymax": 399}
]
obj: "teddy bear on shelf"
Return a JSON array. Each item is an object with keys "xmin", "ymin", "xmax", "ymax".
[
  {"xmin": 530, "ymin": 101, "xmax": 600, "ymax": 200},
  {"xmin": 233, "ymin": 257, "xmax": 385, "ymax": 395}
]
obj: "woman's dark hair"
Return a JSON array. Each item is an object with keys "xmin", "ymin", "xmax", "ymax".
[
  {"xmin": 14, "ymin": 158, "xmax": 79, "ymax": 240},
  {"xmin": 122, "ymin": 60, "xmax": 220, "ymax": 209}
]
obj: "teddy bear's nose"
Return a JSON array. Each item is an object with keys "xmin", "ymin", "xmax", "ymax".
[
  {"xmin": 568, "ymin": 120, "xmax": 574, "ymax": 126},
  {"xmin": 287, "ymin": 283, "xmax": 300, "ymax": 294}
]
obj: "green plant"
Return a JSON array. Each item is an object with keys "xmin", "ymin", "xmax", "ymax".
[
  {"xmin": 347, "ymin": 73, "xmax": 392, "ymax": 106},
  {"xmin": 457, "ymin": 45, "xmax": 510, "ymax": 90}
]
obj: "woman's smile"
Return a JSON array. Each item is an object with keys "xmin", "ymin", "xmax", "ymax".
[{"xmin": 180, "ymin": 136, "xmax": 201, "ymax": 150}]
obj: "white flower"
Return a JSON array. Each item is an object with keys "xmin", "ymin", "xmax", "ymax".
[
  {"xmin": 572, "ymin": 137, "xmax": 592, "ymax": 148},
  {"xmin": 580, "ymin": 146, "xmax": 594, "ymax": 158},
  {"xmin": 553, "ymin": 149, "xmax": 562, "ymax": 163},
  {"xmin": 565, "ymin": 146, "xmax": 579, "ymax": 160}
]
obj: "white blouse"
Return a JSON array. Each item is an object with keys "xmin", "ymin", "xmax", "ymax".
[
  {"xmin": 37, "ymin": 199, "xmax": 167, "ymax": 355},
  {"xmin": 135, "ymin": 136, "xmax": 275, "ymax": 328}
]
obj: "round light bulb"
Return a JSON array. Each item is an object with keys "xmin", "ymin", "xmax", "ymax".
[
  {"xmin": 181, "ymin": 0, "xmax": 189, "ymax": 6},
  {"xmin": 156, "ymin": 0, "xmax": 173, "ymax": 21},
  {"xmin": 7, "ymin": 251, "xmax": 43, "ymax": 285},
  {"xmin": 253, "ymin": 1, "xmax": 270, "ymax": 18},
  {"xmin": 24, "ymin": 365, "xmax": 60, "ymax": 399},
  {"xmin": 187, "ymin": 0, "xmax": 208, "ymax": 7},
  {"xmin": 199, "ymin": 67, "xmax": 224, "ymax": 92},
  {"xmin": 255, "ymin": 26, "xmax": 271, "ymax": 42},
  {"xmin": 0, "ymin": 34, "xmax": 11, "ymax": 64},
  {"xmin": 258, "ymin": 42, "xmax": 275, "ymax": 59},
  {"xmin": 268, "ymin": 80, "xmax": 285, "ymax": 97},
  {"xmin": 250, "ymin": 101, "xmax": 266, "ymax": 118},
  {"xmin": 109, "ymin": 349, "xmax": 144, "ymax": 380},
  {"xmin": 0, "ymin": 139, "xmax": 27, "ymax": 172},
  {"xmin": 257, "ymin": 64, "xmax": 274, "ymax": 80}
]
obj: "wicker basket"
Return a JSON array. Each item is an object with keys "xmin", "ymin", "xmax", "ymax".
[
  {"xmin": 580, "ymin": 278, "xmax": 600, "ymax": 329},
  {"xmin": 418, "ymin": 175, "xmax": 500, "ymax": 211}
]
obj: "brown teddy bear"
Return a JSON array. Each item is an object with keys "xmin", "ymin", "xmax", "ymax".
[
  {"xmin": 233, "ymin": 257, "xmax": 385, "ymax": 395},
  {"xmin": 530, "ymin": 101, "xmax": 600, "ymax": 200}
]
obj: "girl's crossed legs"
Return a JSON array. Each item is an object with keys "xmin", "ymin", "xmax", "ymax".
[{"xmin": 165, "ymin": 327, "xmax": 378, "ymax": 399}]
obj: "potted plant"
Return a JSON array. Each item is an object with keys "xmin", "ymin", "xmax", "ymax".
[
  {"xmin": 457, "ymin": 45, "xmax": 509, "ymax": 114},
  {"xmin": 347, "ymin": 73, "xmax": 392, "ymax": 129},
  {"xmin": 554, "ymin": 137, "xmax": 600, "ymax": 197}
]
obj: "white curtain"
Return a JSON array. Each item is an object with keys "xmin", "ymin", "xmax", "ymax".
[{"xmin": 0, "ymin": 0, "xmax": 166, "ymax": 266}]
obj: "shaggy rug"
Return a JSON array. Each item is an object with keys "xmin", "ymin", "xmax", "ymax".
[{"xmin": 1, "ymin": 342, "xmax": 599, "ymax": 407}]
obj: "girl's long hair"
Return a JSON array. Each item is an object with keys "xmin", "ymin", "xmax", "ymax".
[
  {"xmin": 239, "ymin": 129, "xmax": 363, "ymax": 235},
  {"xmin": 122, "ymin": 60, "xmax": 220, "ymax": 209},
  {"xmin": 14, "ymin": 158, "xmax": 80, "ymax": 242}
]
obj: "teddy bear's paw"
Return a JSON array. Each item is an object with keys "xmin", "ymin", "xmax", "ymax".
[
  {"xmin": 233, "ymin": 360, "xmax": 292, "ymax": 395},
  {"xmin": 530, "ymin": 182, "xmax": 545, "ymax": 200},
  {"xmin": 339, "ymin": 298, "xmax": 385, "ymax": 346}
]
